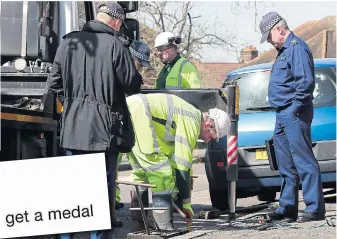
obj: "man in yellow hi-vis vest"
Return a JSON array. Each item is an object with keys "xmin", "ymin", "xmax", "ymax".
[
  {"xmin": 154, "ymin": 32, "xmax": 200, "ymax": 89},
  {"xmin": 126, "ymin": 93, "xmax": 231, "ymax": 232}
]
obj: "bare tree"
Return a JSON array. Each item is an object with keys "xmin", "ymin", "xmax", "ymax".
[
  {"xmin": 77, "ymin": 1, "xmax": 274, "ymax": 88},
  {"xmin": 134, "ymin": 1, "xmax": 238, "ymax": 61},
  {"xmin": 231, "ymin": 1, "xmax": 275, "ymax": 32}
]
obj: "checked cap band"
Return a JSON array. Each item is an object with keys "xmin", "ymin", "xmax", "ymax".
[
  {"xmin": 262, "ymin": 14, "xmax": 282, "ymax": 35},
  {"xmin": 97, "ymin": 2, "xmax": 125, "ymax": 21},
  {"xmin": 103, "ymin": 8, "xmax": 125, "ymax": 21},
  {"xmin": 130, "ymin": 47, "xmax": 150, "ymax": 62},
  {"xmin": 259, "ymin": 11, "xmax": 283, "ymax": 43}
]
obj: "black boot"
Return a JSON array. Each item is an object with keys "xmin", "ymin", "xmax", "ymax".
[
  {"xmin": 152, "ymin": 194, "xmax": 175, "ymax": 231},
  {"xmin": 115, "ymin": 202, "xmax": 124, "ymax": 210},
  {"xmin": 130, "ymin": 189, "xmax": 154, "ymax": 232},
  {"xmin": 110, "ymin": 199, "xmax": 123, "ymax": 228},
  {"xmin": 267, "ymin": 211, "xmax": 297, "ymax": 222},
  {"xmin": 297, "ymin": 212, "xmax": 325, "ymax": 222}
]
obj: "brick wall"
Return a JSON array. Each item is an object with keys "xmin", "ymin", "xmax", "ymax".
[{"xmin": 193, "ymin": 61, "xmax": 244, "ymax": 88}]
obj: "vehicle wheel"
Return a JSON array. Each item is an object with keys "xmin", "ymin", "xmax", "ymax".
[
  {"xmin": 210, "ymin": 189, "xmax": 237, "ymax": 210},
  {"xmin": 257, "ymin": 191, "xmax": 277, "ymax": 202}
]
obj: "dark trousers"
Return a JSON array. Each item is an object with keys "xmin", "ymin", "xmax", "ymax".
[
  {"xmin": 59, "ymin": 148, "xmax": 119, "ymax": 239},
  {"xmin": 273, "ymin": 103, "xmax": 325, "ymax": 216}
]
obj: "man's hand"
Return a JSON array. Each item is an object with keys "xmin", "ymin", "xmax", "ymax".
[{"xmin": 182, "ymin": 203, "xmax": 194, "ymax": 223}]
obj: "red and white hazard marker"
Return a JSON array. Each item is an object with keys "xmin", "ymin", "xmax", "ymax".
[{"xmin": 227, "ymin": 135, "xmax": 238, "ymax": 165}]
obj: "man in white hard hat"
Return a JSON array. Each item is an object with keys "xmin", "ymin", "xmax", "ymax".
[
  {"xmin": 125, "ymin": 93, "xmax": 230, "ymax": 232},
  {"xmin": 154, "ymin": 32, "xmax": 201, "ymax": 89}
]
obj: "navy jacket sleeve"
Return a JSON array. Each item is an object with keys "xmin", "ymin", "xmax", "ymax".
[
  {"xmin": 291, "ymin": 44, "xmax": 315, "ymax": 114},
  {"xmin": 113, "ymin": 43, "xmax": 143, "ymax": 95},
  {"xmin": 45, "ymin": 41, "xmax": 65, "ymax": 103}
]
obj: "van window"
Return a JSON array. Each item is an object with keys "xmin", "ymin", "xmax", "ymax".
[
  {"xmin": 313, "ymin": 67, "xmax": 336, "ymax": 107},
  {"xmin": 227, "ymin": 66, "xmax": 336, "ymax": 113},
  {"xmin": 229, "ymin": 70, "xmax": 271, "ymax": 113}
]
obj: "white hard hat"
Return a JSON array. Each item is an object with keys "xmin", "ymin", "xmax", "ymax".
[
  {"xmin": 154, "ymin": 32, "xmax": 180, "ymax": 48},
  {"xmin": 208, "ymin": 108, "xmax": 231, "ymax": 142}
]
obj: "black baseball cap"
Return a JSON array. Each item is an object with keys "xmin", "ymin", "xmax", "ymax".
[{"xmin": 259, "ymin": 11, "xmax": 283, "ymax": 43}]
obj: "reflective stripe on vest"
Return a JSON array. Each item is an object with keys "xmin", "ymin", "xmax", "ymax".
[
  {"xmin": 178, "ymin": 59, "xmax": 189, "ymax": 88},
  {"xmin": 175, "ymin": 135, "xmax": 193, "ymax": 152},
  {"xmin": 147, "ymin": 160, "xmax": 171, "ymax": 172},
  {"xmin": 138, "ymin": 94, "xmax": 161, "ymax": 154},
  {"xmin": 172, "ymin": 155, "xmax": 192, "ymax": 168},
  {"xmin": 165, "ymin": 59, "xmax": 189, "ymax": 89},
  {"xmin": 138, "ymin": 94, "xmax": 199, "ymax": 171},
  {"xmin": 161, "ymin": 95, "xmax": 200, "ymax": 169},
  {"xmin": 162, "ymin": 95, "xmax": 199, "ymax": 148},
  {"xmin": 130, "ymin": 163, "xmax": 141, "ymax": 170},
  {"xmin": 173, "ymin": 107, "xmax": 200, "ymax": 122},
  {"xmin": 131, "ymin": 161, "xmax": 171, "ymax": 172}
]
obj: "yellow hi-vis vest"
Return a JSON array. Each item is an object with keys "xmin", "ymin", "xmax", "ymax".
[
  {"xmin": 154, "ymin": 57, "xmax": 201, "ymax": 89},
  {"xmin": 126, "ymin": 93, "xmax": 201, "ymax": 172}
]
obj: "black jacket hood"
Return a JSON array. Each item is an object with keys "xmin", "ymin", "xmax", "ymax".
[
  {"xmin": 82, "ymin": 20, "xmax": 120, "ymax": 36},
  {"xmin": 82, "ymin": 20, "xmax": 131, "ymax": 47}
]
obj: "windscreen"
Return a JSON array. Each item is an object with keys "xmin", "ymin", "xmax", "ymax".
[{"xmin": 227, "ymin": 67, "xmax": 336, "ymax": 113}]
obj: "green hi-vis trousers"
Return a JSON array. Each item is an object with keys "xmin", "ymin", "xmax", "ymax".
[{"xmin": 126, "ymin": 146, "xmax": 176, "ymax": 196}]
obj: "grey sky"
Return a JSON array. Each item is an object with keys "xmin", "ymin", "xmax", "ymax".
[{"xmin": 192, "ymin": 1, "xmax": 337, "ymax": 62}]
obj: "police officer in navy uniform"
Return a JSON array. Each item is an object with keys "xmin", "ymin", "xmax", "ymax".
[
  {"xmin": 130, "ymin": 40, "xmax": 152, "ymax": 71},
  {"xmin": 114, "ymin": 40, "xmax": 151, "ymax": 211},
  {"xmin": 259, "ymin": 12, "xmax": 325, "ymax": 222}
]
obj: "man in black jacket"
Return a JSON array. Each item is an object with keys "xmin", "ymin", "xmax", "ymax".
[{"xmin": 45, "ymin": 2, "xmax": 142, "ymax": 239}]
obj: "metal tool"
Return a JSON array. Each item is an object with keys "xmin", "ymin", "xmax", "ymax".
[
  {"xmin": 172, "ymin": 202, "xmax": 191, "ymax": 232},
  {"xmin": 116, "ymin": 180, "xmax": 158, "ymax": 235},
  {"xmin": 117, "ymin": 180, "xmax": 191, "ymax": 238},
  {"xmin": 198, "ymin": 202, "xmax": 273, "ymax": 220}
]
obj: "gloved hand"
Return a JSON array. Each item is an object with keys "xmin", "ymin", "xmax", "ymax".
[{"xmin": 182, "ymin": 203, "xmax": 194, "ymax": 223}]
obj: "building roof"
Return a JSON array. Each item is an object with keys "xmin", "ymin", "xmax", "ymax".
[
  {"xmin": 242, "ymin": 45, "xmax": 257, "ymax": 52},
  {"xmin": 244, "ymin": 16, "xmax": 336, "ymax": 67},
  {"xmin": 227, "ymin": 58, "xmax": 336, "ymax": 76},
  {"xmin": 142, "ymin": 16, "xmax": 335, "ymax": 89}
]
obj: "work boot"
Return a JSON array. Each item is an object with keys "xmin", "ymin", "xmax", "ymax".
[
  {"xmin": 267, "ymin": 211, "xmax": 297, "ymax": 222},
  {"xmin": 152, "ymin": 194, "xmax": 175, "ymax": 231},
  {"xmin": 297, "ymin": 212, "xmax": 325, "ymax": 223},
  {"xmin": 130, "ymin": 189, "xmax": 155, "ymax": 232}
]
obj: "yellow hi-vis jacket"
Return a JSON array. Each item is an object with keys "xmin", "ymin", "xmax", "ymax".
[
  {"xmin": 126, "ymin": 93, "xmax": 201, "ymax": 202},
  {"xmin": 154, "ymin": 57, "xmax": 201, "ymax": 89}
]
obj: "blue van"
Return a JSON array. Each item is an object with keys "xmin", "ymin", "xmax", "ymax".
[{"xmin": 204, "ymin": 58, "xmax": 336, "ymax": 210}]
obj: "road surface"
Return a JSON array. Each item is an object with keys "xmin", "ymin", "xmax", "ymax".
[
  {"xmin": 20, "ymin": 162, "xmax": 336, "ymax": 239},
  {"xmin": 111, "ymin": 163, "xmax": 336, "ymax": 239}
]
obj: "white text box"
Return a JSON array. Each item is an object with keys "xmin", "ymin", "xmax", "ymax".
[{"xmin": 0, "ymin": 153, "xmax": 111, "ymax": 238}]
